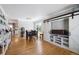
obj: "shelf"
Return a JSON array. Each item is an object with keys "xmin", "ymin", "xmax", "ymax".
[
  {"xmin": 63, "ymin": 39, "xmax": 69, "ymax": 43},
  {"xmin": 50, "ymin": 39, "xmax": 53, "ymax": 41},
  {"xmin": 55, "ymin": 42, "xmax": 61, "ymax": 45},
  {"xmin": 0, "ymin": 32, "xmax": 11, "ymax": 55},
  {"xmin": 63, "ymin": 43, "xmax": 69, "ymax": 47},
  {"xmin": 50, "ymin": 34, "xmax": 69, "ymax": 48},
  {"xmin": 0, "ymin": 7, "xmax": 10, "ymax": 55}
]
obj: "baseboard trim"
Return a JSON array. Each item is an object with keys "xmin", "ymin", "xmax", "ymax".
[{"xmin": 43, "ymin": 39, "xmax": 79, "ymax": 55}]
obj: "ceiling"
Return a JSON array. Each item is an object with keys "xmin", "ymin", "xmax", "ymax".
[{"xmin": 1, "ymin": 4, "xmax": 70, "ymax": 21}]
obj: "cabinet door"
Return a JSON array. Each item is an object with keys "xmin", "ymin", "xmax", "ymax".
[{"xmin": 69, "ymin": 15, "xmax": 79, "ymax": 53}]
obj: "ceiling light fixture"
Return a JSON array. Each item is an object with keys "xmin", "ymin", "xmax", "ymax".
[{"xmin": 26, "ymin": 17, "xmax": 32, "ymax": 20}]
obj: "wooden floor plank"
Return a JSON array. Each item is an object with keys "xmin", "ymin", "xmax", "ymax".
[{"xmin": 6, "ymin": 35, "xmax": 77, "ymax": 55}]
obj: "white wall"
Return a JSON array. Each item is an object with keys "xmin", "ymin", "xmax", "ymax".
[
  {"xmin": 18, "ymin": 20, "xmax": 34, "ymax": 30},
  {"xmin": 69, "ymin": 15, "xmax": 79, "ymax": 54},
  {"xmin": 34, "ymin": 20, "xmax": 43, "ymax": 30},
  {"xmin": 51, "ymin": 19, "xmax": 65, "ymax": 30},
  {"xmin": 43, "ymin": 22, "xmax": 51, "ymax": 41},
  {"xmin": 34, "ymin": 21, "xmax": 44, "ymax": 32}
]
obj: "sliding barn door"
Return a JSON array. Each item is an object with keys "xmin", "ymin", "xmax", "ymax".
[{"xmin": 69, "ymin": 15, "xmax": 79, "ymax": 54}]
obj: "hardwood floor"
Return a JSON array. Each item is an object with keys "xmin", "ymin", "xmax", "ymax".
[{"xmin": 6, "ymin": 35, "xmax": 77, "ymax": 55}]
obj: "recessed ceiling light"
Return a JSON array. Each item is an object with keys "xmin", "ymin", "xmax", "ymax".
[{"xmin": 26, "ymin": 17, "xmax": 32, "ymax": 20}]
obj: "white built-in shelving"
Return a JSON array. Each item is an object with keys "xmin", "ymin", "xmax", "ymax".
[{"xmin": 0, "ymin": 7, "xmax": 11, "ymax": 55}]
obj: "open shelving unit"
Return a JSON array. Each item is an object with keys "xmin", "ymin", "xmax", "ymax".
[
  {"xmin": 50, "ymin": 34, "xmax": 69, "ymax": 48},
  {"xmin": 0, "ymin": 8, "xmax": 11, "ymax": 55},
  {"xmin": 0, "ymin": 32, "xmax": 11, "ymax": 55}
]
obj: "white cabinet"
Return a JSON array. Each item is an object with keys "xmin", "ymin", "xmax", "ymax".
[
  {"xmin": 50, "ymin": 34, "xmax": 69, "ymax": 48},
  {"xmin": 0, "ymin": 7, "xmax": 11, "ymax": 55},
  {"xmin": 0, "ymin": 27, "xmax": 11, "ymax": 55}
]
